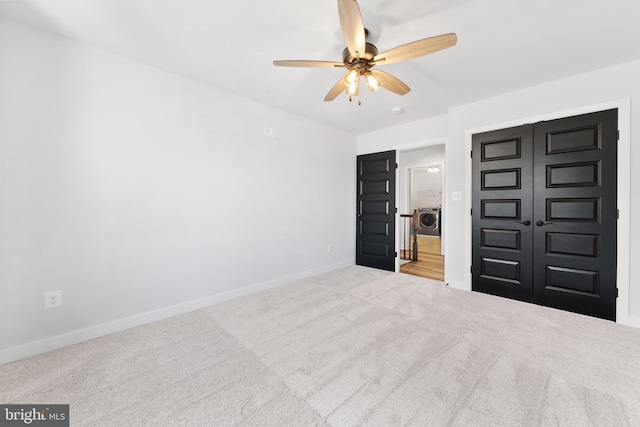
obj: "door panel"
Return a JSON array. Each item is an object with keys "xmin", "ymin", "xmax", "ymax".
[
  {"xmin": 532, "ymin": 109, "xmax": 617, "ymax": 320},
  {"xmin": 472, "ymin": 109, "xmax": 617, "ymax": 321},
  {"xmin": 356, "ymin": 150, "xmax": 396, "ymax": 271},
  {"xmin": 472, "ymin": 125, "xmax": 534, "ymax": 302}
]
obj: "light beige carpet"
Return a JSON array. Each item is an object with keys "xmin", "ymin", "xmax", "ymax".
[{"xmin": 1, "ymin": 266, "xmax": 640, "ymax": 426}]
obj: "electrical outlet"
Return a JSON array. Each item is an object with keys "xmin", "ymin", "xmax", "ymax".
[
  {"xmin": 44, "ymin": 290, "xmax": 62, "ymax": 309},
  {"xmin": 263, "ymin": 127, "xmax": 276, "ymax": 138}
]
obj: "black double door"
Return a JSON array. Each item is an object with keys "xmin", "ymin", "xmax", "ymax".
[
  {"xmin": 356, "ymin": 150, "xmax": 396, "ymax": 271},
  {"xmin": 472, "ymin": 109, "xmax": 618, "ymax": 320}
]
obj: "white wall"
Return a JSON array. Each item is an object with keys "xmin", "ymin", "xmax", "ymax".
[
  {"xmin": 0, "ymin": 18, "xmax": 357, "ymax": 362},
  {"xmin": 358, "ymin": 60, "xmax": 640, "ymax": 327},
  {"xmin": 357, "ymin": 115, "xmax": 448, "ymax": 155}
]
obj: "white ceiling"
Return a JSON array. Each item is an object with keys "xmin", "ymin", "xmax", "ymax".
[{"xmin": 2, "ymin": 0, "xmax": 640, "ymax": 134}]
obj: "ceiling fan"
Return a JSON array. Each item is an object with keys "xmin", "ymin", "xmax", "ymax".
[{"xmin": 273, "ymin": 0, "xmax": 457, "ymax": 103}]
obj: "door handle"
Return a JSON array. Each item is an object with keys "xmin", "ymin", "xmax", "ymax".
[
  {"xmin": 516, "ymin": 220, "xmax": 531, "ymax": 226},
  {"xmin": 536, "ymin": 220, "xmax": 553, "ymax": 226}
]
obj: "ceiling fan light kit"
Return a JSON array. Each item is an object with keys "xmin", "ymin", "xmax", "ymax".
[
  {"xmin": 364, "ymin": 71, "xmax": 382, "ymax": 92},
  {"xmin": 273, "ymin": 0, "xmax": 457, "ymax": 103}
]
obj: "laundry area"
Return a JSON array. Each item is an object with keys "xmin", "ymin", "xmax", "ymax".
[{"xmin": 399, "ymin": 145, "xmax": 445, "ymax": 281}]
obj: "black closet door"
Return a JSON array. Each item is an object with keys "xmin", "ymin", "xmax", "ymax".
[
  {"xmin": 472, "ymin": 125, "xmax": 534, "ymax": 302},
  {"xmin": 472, "ymin": 109, "xmax": 618, "ymax": 321},
  {"xmin": 532, "ymin": 109, "xmax": 618, "ymax": 320},
  {"xmin": 356, "ymin": 150, "xmax": 396, "ymax": 271}
]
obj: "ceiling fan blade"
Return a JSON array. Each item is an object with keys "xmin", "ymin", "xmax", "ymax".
[
  {"xmin": 338, "ymin": 0, "xmax": 366, "ymax": 58},
  {"xmin": 370, "ymin": 69, "xmax": 411, "ymax": 95},
  {"xmin": 324, "ymin": 79, "xmax": 346, "ymax": 101},
  {"xmin": 273, "ymin": 60, "xmax": 345, "ymax": 68},
  {"xmin": 373, "ymin": 33, "xmax": 457, "ymax": 65}
]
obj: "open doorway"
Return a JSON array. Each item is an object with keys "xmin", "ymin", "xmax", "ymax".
[{"xmin": 398, "ymin": 144, "xmax": 445, "ymax": 281}]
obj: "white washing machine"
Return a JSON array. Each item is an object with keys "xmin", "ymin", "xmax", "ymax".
[{"xmin": 417, "ymin": 207, "xmax": 441, "ymax": 236}]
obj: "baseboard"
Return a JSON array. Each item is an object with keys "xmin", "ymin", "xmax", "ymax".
[
  {"xmin": 444, "ymin": 280, "xmax": 469, "ymax": 291},
  {"xmin": 0, "ymin": 259, "xmax": 355, "ymax": 365},
  {"xmin": 618, "ymin": 314, "xmax": 640, "ymax": 329}
]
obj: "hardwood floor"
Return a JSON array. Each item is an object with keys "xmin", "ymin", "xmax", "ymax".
[{"xmin": 400, "ymin": 235, "xmax": 445, "ymax": 281}]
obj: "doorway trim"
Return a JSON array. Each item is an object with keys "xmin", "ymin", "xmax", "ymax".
[
  {"xmin": 463, "ymin": 98, "xmax": 632, "ymax": 325},
  {"xmin": 392, "ymin": 137, "xmax": 448, "ymax": 272}
]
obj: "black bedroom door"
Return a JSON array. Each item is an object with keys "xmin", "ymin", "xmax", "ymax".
[
  {"xmin": 356, "ymin": 150, "xmax": 396, "ymax": 271},
  {"xmin": 531, "ymin": 110, "xmax": 618, "ymax": 320},
  {"xmin": 472, "ymin": 109, "xmax": 618, "ymax": 321},
  {"xmin": 472, "ymin": 124, "xmax": 535, "ymax": 302}
]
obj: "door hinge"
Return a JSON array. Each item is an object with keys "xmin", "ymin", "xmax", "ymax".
[
  {"xmin": 470, "ymin": 150, "xmax": 473, "ymax": 158},
  {"xmin": 470, "ymin": 265, "xmax": 473, "ymax": 274},
  {"xmin": 395, "ymin": 163, "xmax": 398, "ymax": 169},
  {"xmin": 617, "ymin": 209, "xmax": 620, "ymax": 219},
  {"xmin": 617, "ymin": 130, "xmax": 620, "ymax": 140},
  {"xmin": 470, "ymin": 208, "xmax": 473, "ymax": 216},
  {"xmin": 395, "ymin": 207, "xmax": 398, "ymax": 213},
  {"xmin": 616, "ymin": 288, "xmax": 619, "ymax": 297},
  {"xmin": 395, "ymin": 252, "xmax": 398, "ymax": 258}
]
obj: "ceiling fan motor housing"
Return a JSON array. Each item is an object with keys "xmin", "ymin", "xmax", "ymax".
[{"xmin": 342, "ymin": 42, "xmax": 378, "ymax": 68}]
